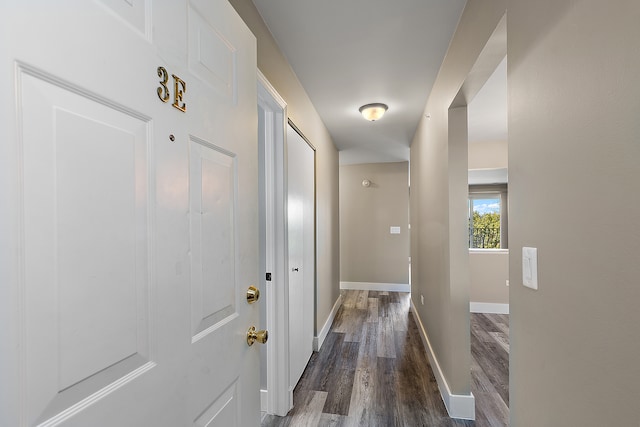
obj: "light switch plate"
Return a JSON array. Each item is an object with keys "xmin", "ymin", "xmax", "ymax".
[{"xmin": 522, "ymin": 247, "xmax": 538, "ymax": 290}]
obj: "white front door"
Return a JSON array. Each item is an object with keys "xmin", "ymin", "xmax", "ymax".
[
  {"xmin": 286, "ymin": 124, "xmax": 315, "ymax": 389},
  {"xmin": 0, "ymin": 1, "xmax": 260, "ymax": 426}
]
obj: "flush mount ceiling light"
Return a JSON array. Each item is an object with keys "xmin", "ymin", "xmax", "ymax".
[{"xmin": 359, "ymin": 103, "xmax": 388, "ymax": 121}]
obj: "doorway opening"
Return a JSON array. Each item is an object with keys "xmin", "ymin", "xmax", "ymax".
[
  {"xmin": 258, "ymin": 71, "xmax": 291, "ymax": 416},
  {"xmin": 257, "ymin": 74, "xmax": 317, "ymax": 418},
  {"xmin": 449, "ymin": 12, "xmax": 510, "ymax": 424},
  {"xmin": 466, "ymin": 52, "xmax": 510, "ymax": 424}
]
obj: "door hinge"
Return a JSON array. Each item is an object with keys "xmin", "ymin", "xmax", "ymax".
[{"xmin": 266, "ymin": 272, "xmax": 272, "ymax": 281}]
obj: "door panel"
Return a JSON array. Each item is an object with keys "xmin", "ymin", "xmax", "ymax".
[
  {"xmin": 184, "ymin": 1, "xmax": 258, "ymax": 426},
  {"xmin": 287, "ymin": 125, "xmax": 315, "ymax": 389},
  {"xmin": 98, "ymin": 0, "xmax": 150, "ymax": 38},
  {"xmin": 189, "ymin": 137, "xmax": 238, "ymax": 341},
  {"xmin": 18, "ymin": 69, "xmax": 154, "ymax": 426},
  {"xmin": 0, "ymin": 1, "xmax": 258, "ymax": 426},
  {"xmin": 193, "ymin": 381, "xmax": 238, "ymax": 427},
  {"xmin": 188, "ymin": 5, "xmax": 237, "ymax": 101}
]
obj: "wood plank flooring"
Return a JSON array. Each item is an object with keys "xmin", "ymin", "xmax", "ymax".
[
  {"xmin": 262, "ymin": 291, "xmax": 509, "ymax": 427},
  {"xmin": 470, "ymin": 313, "xmax": 510, "ymax": 426}
]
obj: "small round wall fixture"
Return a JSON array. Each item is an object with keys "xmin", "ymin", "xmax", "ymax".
[
  {"xmin": 362, "ymin": 179, "xmax": 371, "ymax": 187},
  {"xmin": 359, "ymin": 103, "xmax": 388, "ymax": 121}
]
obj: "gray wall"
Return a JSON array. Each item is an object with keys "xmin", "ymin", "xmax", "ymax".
[
  {"xmin": 469, "ymin": 139, "xmax": 509, "ymax": 305},
  {"xmin": 469, "ymin": 251, "xmax": 508, "ymax": 304},
  {"xmin": 508, "ymin": 0, "xmax": 640, "ymax": 424},
  {"xmin": 229, "ymin": 0, "xmax": 341, "ymax": 335},
  {"xmin": 339, "ymin": 162, "xmax": 409, "ymax": 284},
  {"xmin": 410, "ymin": 0, "xmax": 507, "ymax": 396},
  {"xmin": 468, "ymin": 140, "xmax": 507, "ymax": 170}
]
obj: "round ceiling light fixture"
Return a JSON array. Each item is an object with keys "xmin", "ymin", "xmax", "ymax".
[{"xmin": 359, "ymin": 103, "xmax": 388, "ymax": 121}]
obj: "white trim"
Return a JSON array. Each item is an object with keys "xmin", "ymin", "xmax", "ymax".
[
  {"xmin": 313, "ymin": 294, "xmax": 342, "ymax": 351},
  {"xmin": 260, "ymin": 389, "xmax": 268, "ymax": 413},
  {"xmin": 258, "ymin": 70, "xmax": 286, "ymax": 108},
  {"xmin": 340, "ymin": 281, "xmax": 410, "ymax": 292},
  {"xmin": 410, "ymin": 300, "xmax": 476, "ymax": 420},
  {"xmin": 470, "ymin": 302, "xmax": 509, "ymax": 314},
  {"xmin": 468, "ymin": 248, "xmax": 509, "ymax": 254},
  {"xmin": 258, "ymin": 71, "xmax": 291, "ymax": 417}
]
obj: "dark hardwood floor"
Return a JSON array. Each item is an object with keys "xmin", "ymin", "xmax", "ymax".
[
  {"xmin": 262, "ymin": 291, "xmax": 509, "ymax": 427},
  {"xmin": 470, "ymin": 312, "xmax": 509, "ymax": 426}
]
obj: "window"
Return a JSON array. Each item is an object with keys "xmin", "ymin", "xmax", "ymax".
[{"xmin": 468, "ymin": 185, "xmax": 508, "ymax": 249}]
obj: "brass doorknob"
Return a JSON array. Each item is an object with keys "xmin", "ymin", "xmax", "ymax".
[
  {"xmin": 247, "ymin": 326, "xmax": 268, "ymax": 346},
  {"xmin": 246, "ymin": 286, "xmax": 260, "ymax": 304}
]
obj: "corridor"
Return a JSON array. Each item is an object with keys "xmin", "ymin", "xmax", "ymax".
[{"xmin": 262, "ymin": 290, "xmax": 509, "ymax": 426}]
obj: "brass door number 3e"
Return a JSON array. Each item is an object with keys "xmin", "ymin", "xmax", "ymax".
[{"xmin": 157, "ymin": 66, "xmax": 186, "ymax": 112}]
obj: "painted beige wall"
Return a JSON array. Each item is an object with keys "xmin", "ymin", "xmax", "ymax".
[
  {"xmin": 339, "ymin": 162, "xmax": 409, "ymax": 284},
  {"xmin": 508, "ymin": 0, "xmax": 640, "ymax": 424},
  {"xmin": 410, "ymin": 0, "xmax": 507, "ymax": 396},
  {"xmin": 229, "ymin": 0, "xmax": 341, "ymax": 334},
  {"xmin": 468, "ymin": 140, "xmax": 507, "ymax": 169},
  {"xmin": 469, "ymin": 251, "xmax": 508, "ymax": 304},
  {"xmin": 469, "ymin": 140, "xmax": 509, "ymax": 305}
]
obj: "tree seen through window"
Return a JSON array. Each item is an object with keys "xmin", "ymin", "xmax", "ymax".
[{"xmin": 469, "ymin": 197, "xmax": 501, "ymax": 248}]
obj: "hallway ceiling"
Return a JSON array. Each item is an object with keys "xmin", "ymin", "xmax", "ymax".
[
  {"xmin": 468, "ymin": 57, "xmax": 507, "ymax": 145},
  {"xmin": 252, "ymin": 0, "xmax": 467, "ymax": 165}
]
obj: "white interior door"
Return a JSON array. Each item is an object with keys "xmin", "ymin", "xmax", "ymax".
[
  {"xmin": 287, "ymin": 124, "xmax": 315, "ymax": 389},
  {"xmin": 0, "ymin": 1, "xmax": 259, "ymax": 426}
]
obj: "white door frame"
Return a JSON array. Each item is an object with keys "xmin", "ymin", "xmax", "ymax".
[{"xmin": 257, "ymin": 71, "xmax": 292, "ymax": 416}]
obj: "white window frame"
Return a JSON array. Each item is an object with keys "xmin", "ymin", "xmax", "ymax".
[{"xmin": 468, "ymin": 184, "xmax": 508, "ymax": 250}]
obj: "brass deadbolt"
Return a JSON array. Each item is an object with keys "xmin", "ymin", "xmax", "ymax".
[
  {"xmin": 246, "ymin": 286, "xmax": 260, "ymax": 304},
  {"xmin": 247, "ymin": 326, "xmax": 268, "ymax": 346}
]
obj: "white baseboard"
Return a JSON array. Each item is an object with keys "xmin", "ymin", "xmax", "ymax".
[
  {"xmin": 260, "ymin": 389, "xmax": 268, "ymax": 413},
  {"xmin": 470, "ymin": 302, "xmax": 509, "ymax": 314},
  {"xmin": 340, "ymin": 281, "xmax": 410, "ymax": 292},
  {"xmin": 410, "ymin": 300, "xmax": 476, "ymax": 420},
  {"xmin": 313, "ymin": 294, "xmax": 343, "ymax": 352}
]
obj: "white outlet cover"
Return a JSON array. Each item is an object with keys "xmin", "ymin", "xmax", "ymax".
[
  {"xmin": 522, "ymin": 247, "xmax": 538, "ymax": 290},
  {"xmin": 390, "ymin": 226, "xmax": 401, "ymax": 234}
]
